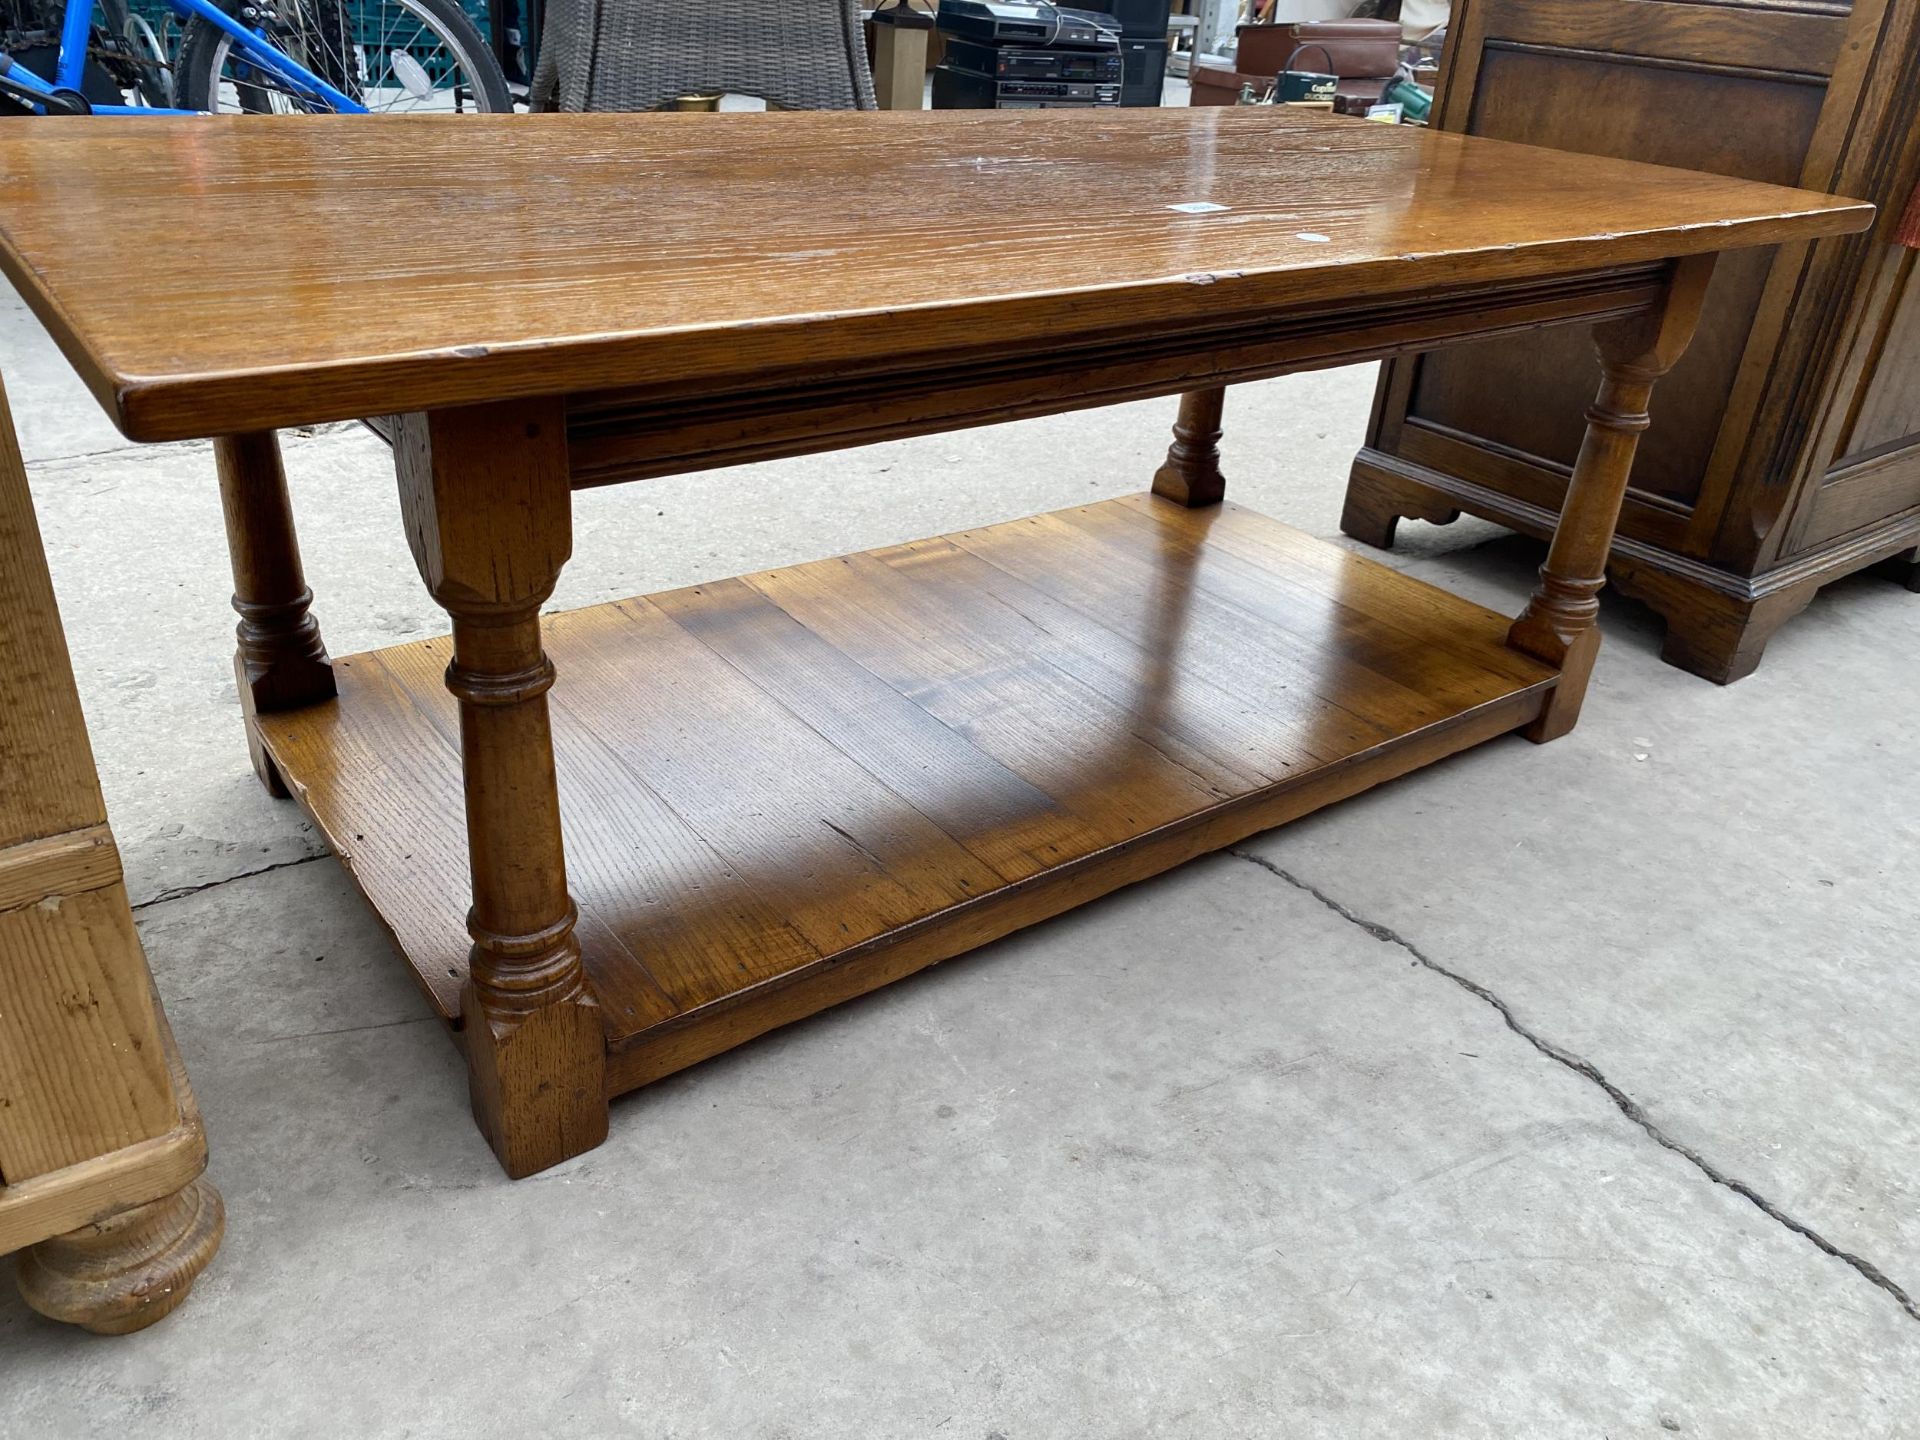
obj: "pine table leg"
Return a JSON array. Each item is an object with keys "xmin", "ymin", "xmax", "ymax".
[
  {"xmin": 392, "ymin": 399, "xmax": 607, "ymax": 1178},
  {"xmin": 1508, "ymin": 254, "xmax": 1716, "ymax": 742}
]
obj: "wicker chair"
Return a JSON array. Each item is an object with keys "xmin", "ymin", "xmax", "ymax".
[{"xmin": 532, "ymin": 0, "xmax": 878, "ymax": 112}]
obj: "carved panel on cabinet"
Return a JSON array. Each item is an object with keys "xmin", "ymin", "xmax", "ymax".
[
  {"xmin": 1798, "ymin": 250, "xmax": 1920, "ymax": 548},
  {"xmin": 1841, "ymin": 251, "xmax": 1920, "ymax": 462}
]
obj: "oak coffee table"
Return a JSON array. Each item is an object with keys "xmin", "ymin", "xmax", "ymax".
[{"xmin": 0, "ymin": 112, "xmax": 1870, "ymax": 1178}]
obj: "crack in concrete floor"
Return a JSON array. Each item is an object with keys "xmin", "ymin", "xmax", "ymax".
[
  {"xmin": 131, "ymin": 830, "xmax": 1918, "ymax": 1327},
  {"xmin": 131, "ymin": 850, "xmax": 327, "ymax": 911},
  {"xmin": 1227, "ymin": 846, "xmax": 1920, "ymax": 1326}
]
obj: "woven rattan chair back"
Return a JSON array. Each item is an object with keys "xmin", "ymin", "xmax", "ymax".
[{"xmin": 532, "ymin": 0, "xmax": 879, "ymax": 112}]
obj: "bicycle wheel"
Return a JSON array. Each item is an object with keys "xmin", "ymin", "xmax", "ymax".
[
  {"xmin": 97, "ymin": 0, "xmax": 174, "ymax": 107},
  {"xmin": 173, "ymin": 0, "xmax": 510, "ymax": 113}
]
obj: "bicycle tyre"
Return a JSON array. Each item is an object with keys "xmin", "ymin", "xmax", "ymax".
[
  {"xmin": 97, "ymin": 0, "xmax": 174, "ymax": 107},
  {"xmin": 173, "ymin": 0, "xmax": 510, "ymax": 113}
]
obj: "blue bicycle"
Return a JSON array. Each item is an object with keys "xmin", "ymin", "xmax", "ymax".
[{"xmin": 1, "ymin": 0, "xmax": 509, "ymax": 114}]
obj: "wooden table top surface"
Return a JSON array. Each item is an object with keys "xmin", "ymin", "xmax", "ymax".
[{"xmin": 0, "ymin": 110, "xmax": 1872, "ymax": 442}]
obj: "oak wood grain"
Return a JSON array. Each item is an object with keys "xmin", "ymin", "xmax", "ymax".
[
  {"xmin": 256, "ymin": 495, "xmax": 1558, "ymax": 1103},
  {"xmin": 564, "ymin": 265, "xmax": 1676, "ymax": 488},
  {"xmin": 0, "ymin": 111, "xmax": 1871, "ymax": 442}
]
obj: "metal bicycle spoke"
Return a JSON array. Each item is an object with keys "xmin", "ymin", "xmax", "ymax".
[{"xmin": 176, "ymin": 0, "xmax": 507, "ymax": 113}]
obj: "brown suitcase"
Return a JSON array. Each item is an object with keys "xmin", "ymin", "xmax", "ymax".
[{"xmin": 1235, "ymin": 18, "xmax": 1401, "ymax": 79}]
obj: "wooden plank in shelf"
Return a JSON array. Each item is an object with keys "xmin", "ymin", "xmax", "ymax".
[
  {"xmin": 946, "ymin": 509, "xmax": 1460, "ymax": 735},
  {"xmin": 255, "ymin": 495, "xmax": 1558, "ymax": 1091},
  {"xmin": 569, "ymin": 597, "xmax": 1007, "ymax": 963},
  {"xmin": 744, "ymin": 548, "xmax": 1248, "ymax": 822},
  {"xmin": 609, "ymin": 684, "xmax": 1549, "ymax": 1095},
  {"xmin": 650, "ymin": 577, "xmax": 1106, "ymax": 884},
  {"xmin": 1110, "ymin": 494, "xmax": 1544, "ymax": 669},
  {"xmin": 1065, "ymin": 502, "xmax": 1545, "ymax": 709},
  {"xmin": 259, "ymin": 652, "xmax": 478, "ymax": 1022},
  {"xmin": 872, "ymin": 536, "xmax": 1326, "ymax": 786},
  {"xmin": 370, "ymin": 639, "xmax": 708, "ymax": 1029}
]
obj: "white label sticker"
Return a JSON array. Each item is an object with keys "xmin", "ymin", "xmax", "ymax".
[{"xmin": 1167, "ymin": 201, "xmax": 1231, "ymax": 214}]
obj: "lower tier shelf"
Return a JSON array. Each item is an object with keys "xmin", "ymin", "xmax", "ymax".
[{"xmin": 258, "ymin": 494, "xmax": 1557, "ymax": 1097}]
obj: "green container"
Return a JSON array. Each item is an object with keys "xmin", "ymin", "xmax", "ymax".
[
  {"xmin": 1275, "ymin": 41, "xmax": 1337, "ymax": 104},
  {"xmin": 1382, "ymin": 73, "xmax": 1433, "ymax": 123},
  {"xmin": 1275, "ymin": 69, "xmax": 1336, "ymax": 103}
]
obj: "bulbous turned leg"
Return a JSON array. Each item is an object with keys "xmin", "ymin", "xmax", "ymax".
[
  {"xmin": 217, "ymin": 431, "xmax": 335, "ymax": 796},
  {"xmin": 1152, "ymin": 387, "xmax": 1227, "ymax": 508},
  {"xmin": 1508, "ymin": 254, "xmax": 1715, "ymax": 742},
  {"xmin": 16, "ymin": 1178, "xmax": 225, "ymax": 1336}
]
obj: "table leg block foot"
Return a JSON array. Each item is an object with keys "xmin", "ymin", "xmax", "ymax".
[
  {"xmin": 236, "ymin": 635, "xmax": 336, "ymax": 716},
  {"xmin": 15, "ymin": 1177, "xmax": 224, "ymax": 1335},
  {"xmin": 235, "ymin": 655, "xmax": 299, "ymax": 797},
  {"xmin": 236, "ymin": 651, "xmax": 332, "ymax": 798},
  {"xmin": 1150, "ymin": 387, "xmax": 1228, "ymax": 509},
  {"xmin": 464, "ymin": 990, "xmax": 609, "ymax": 1179},
  {"xmin": 1513, "ymin": 625, "xmax": 1600, "ymax": 744}
]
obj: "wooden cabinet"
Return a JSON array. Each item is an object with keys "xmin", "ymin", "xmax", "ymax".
[
  {"xmin": 0, "ymin": 374, "xmax": 223, "ymax": 1334},
  {"xmin": 1343, "ymin": 0, "xmax": 1920, "ymax": 682}
]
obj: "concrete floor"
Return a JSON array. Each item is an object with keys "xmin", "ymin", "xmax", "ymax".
[{"xmin": 2, "ymin": 276, "xmax": 1916, "ymax": 1437}]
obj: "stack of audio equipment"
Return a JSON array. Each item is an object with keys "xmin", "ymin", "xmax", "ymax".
[{"xmin": 932, "ymin": 0, "xmax": 1123, "ymax": 110}]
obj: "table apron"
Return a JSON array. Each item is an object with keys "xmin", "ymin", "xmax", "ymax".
[{"xmin": 558, "ymin": 261, "xmax": 1672, "ymax": 488}]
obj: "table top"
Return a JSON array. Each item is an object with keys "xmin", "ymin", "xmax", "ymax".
[{"xmin": 0, "ymin": 110, "xmax": 1872, "ymax": 442}]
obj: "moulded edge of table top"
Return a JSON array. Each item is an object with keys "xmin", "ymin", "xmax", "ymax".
[{"xmin": 0, "ymin": 111, "xmax": 1878, "ymax": 442}]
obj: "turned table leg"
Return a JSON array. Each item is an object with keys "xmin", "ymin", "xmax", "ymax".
[
  {"xmin": 392, "ymin": 399, "xmax": 607, "ymax": 1178},
  {"xmin": 1508, "ymin": 255, "xmax": 1715, "ymax": 742},
  {"xmin": 216, "ymin": 431, "xmax": 335, "ymax": 795},
  {"xmin": 1152, "ymin": 386, "xmax": 1227, "ymax": 508}
]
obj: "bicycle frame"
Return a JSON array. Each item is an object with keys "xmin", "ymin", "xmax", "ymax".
[{"xmin": 1, "ymin": 0, "xmax": 368, "ymax": 112}]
